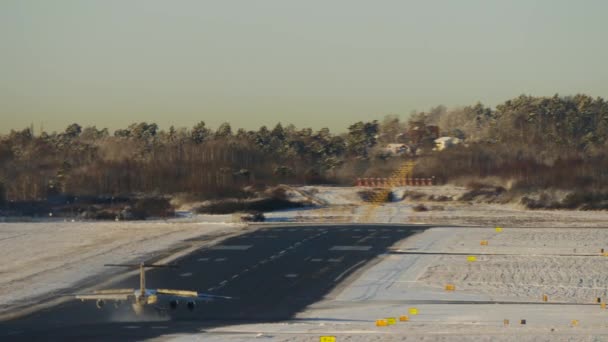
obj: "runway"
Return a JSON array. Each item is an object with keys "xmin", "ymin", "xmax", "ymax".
[{"xmin": 0, "ymin": 224, "xmax": 425, "ymax": 341}]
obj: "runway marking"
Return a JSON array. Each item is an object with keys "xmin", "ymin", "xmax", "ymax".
[
  {"xmin": 285, "ymin": 273, "xmax": 298, "ymax": 278},
  {"xmin": 231, "ymin": 274, "xmax": 239, "ymax": 279},
  {"xmin": 214, "ymin": 258, "xmax": 227, "ymax": 262},
  {"xmin": 311, "ymin": 258, "xmax": 323, "ymax": 262},
  {"xmin": 381, "ymin": 236, "xmax": 390, "ymax": 239},
  {"xmin": 354, "ymin": 229, "xmax": 361, "ymax": 231},
  {"xmin": 197, "ymin": 258, "xmax": 210, "ymax": 262},
  {"xmin": 330, "ymin": 245, "xmax": 372, "ymax": 251},
  {"xmin": 351, "ymin": 235, "xmax": 362, "ymax": 238},
  {"xmin": 180, "ymin": 272, "xmax": 193, "ymax": 277},
  {"xmin": 267, "ymin": 235, "xmax": 279, "ymax": 238},
  {"xmin": 124, "ymin": 325, "xmax": 141, "ymax": 329},
  {"xmin": 211, "ymin": 245, "xmax": 253, "ymax": 250},
  {"xmin": 279, "ymin": 250, "xmax": 286, "ymax": 255},
  {"xmin": 367, "ymin": 229, "xmax": 374, "ymax": 232},
  {"xmin": 220, "ymin": 280, "xmax": 228, "ymax": 285},
  {"xmin": 151, "ymin": 326, "xmax": 168, "ymax": 329},
  {"xmin": 207, "ymin": 287, "xmax": 216, "ymax": 291},
  {"xmin": 328, "ymin": 258, "xmax": 343, "ymax": 262}
]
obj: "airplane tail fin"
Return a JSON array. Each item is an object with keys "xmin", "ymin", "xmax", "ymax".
[{"xmin": 104, "ymin": 263, "xmax": 179, "ymax": 296}]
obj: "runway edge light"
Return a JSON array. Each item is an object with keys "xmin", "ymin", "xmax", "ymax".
[{"xmin": 376, "ymin": 319, "xmax": 388, "ymax": 327}]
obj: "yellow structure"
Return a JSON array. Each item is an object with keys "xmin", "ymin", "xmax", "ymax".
[
  {"xmin": 571, "ymin": 319, "xmax": 579, "ymax": 327},
  {"xmin": 480, "ymin": 240, "xmax": 488, "ymax": 246},
  {"xmin": 320, "ymin": 337, "xmax": 336, "ymax": 342},
  {"xmin": 467, "ymin": 256, "xmax": 477, "ymax": 262},
  {"xmin": 399, "ymin": 315, "xmax": 409, "ymax": 322},
  {"xmin": 359, "ymin": 161, "xmax": 416, "ymax": 222},
  {"xmin": 386, "ymin": 317, "xmax": 397, "ymax": 325},
  {"xmin": 601, "ymin": 302, "xmax": 606, "ymax": 310},
  {"xmin": 409, "ymin": 307, "xmax": 419, "ymax": 315},
  {"xmin": 495, "ymin": 227, "xmax": 503, "ymax": 232},
  {"xmin": 445, "ymin": 284, "xmax": 456, "ymax": 291},
  {"xmin": 542, "ymin": 294, "xmax": 548, "ymax": 302},
  {"xmin": 376, "ymin": 319, "xmax": 388, "ymax": 327}
]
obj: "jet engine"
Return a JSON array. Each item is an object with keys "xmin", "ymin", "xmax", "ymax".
[
  {"xmin": 187, "ymin": 301, "xmax": 196, "ymax": 311},
  {"xmin": 96, "ymin": 299, "xmax": 105, "ymax": 309},
  {"xmin": 169, "ymin": 300, "xmax": 178, "ymax": 310}
]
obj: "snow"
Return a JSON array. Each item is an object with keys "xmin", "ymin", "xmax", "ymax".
[
  {"xmin": 5, "ymin": 185, "xmax": 608, "ymax": 340},
  {"xmin": 164, "ymin": 185, "xmax": 608, "ymax": 341},
  {"xmin": 0, "ymin": 220, "xmax": 245, "ymax": 316}
]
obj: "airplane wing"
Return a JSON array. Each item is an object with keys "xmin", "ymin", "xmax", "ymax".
[
  {"xmin": 75, "ymin": 289, "xmax": 135, "ymax": 301},
  {"xmin": 156, "ymin": 289, "xmax": 234, "ymax": 301}
]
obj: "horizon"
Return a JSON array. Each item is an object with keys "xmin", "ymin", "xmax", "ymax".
[{"xmin": 2, "ymin": 0, "xmax": 608, "ymax": 134}]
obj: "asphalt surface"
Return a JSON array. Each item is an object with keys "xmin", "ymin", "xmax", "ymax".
[{"xmin": 0, "ymin": 224, "xmax": 426, "ymax": 341}]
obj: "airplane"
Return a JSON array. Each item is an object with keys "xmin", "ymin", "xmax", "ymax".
[{"xmin": 75, "ymin": 262, "xmax": 233, "ymax": 315}]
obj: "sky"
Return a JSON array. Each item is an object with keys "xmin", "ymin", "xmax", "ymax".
[{"xmin": 1, "ymin": 0, "xmax": 608, "ymax": 134}]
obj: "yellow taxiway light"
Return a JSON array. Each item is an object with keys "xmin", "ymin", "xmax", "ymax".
[
  {"xmin": 445, "ymin": 284, "xmax": 456, "ymax": 291},
  {"xmin": 409, "ymin": 308, "xmax": 419, "ymax": 315},
  {"xmin": 376, "ymin": 319, "xmax": 388, "ymax": 327},
  {"xmin": 495, "ymin": 227, "xmax": 503, "ymax": 232},
  {"xmin": 467, "ymin": 256, "xmax": 477, "ymax": 262},
  {"xmin": 480, "ymin": 240, "xmax": 488, "ymax": 246},
  {"xmin": 386, "ymin": 317, "xmax": 396, "ymax": 325},
  {"xmin": 320, "ymin": 336, "xmax": 336, "ymax": 342},
  {"xmin": 399, "ymin": 315, "xmax": 409, "ymax": 322}
]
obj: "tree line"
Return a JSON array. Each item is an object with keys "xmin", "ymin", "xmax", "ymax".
[{"xmin": 2, "ymin": 93, "xmax": 608, "ymax": 203}]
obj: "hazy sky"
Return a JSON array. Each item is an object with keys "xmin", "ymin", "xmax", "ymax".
[{"xmin": 2, "ymin": 0, "xmax": 608, "ymax": 134}]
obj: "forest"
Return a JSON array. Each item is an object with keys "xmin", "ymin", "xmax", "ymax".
[{"xmin": 2, "ymin": 94, "xmax": 608, "ymax": 205}]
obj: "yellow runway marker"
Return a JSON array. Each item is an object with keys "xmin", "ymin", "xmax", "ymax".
[
  {"xmin": 399, "ymin": 315, "xmax": 409, "ymax": 322},
  {"xmin": 445, "ymin": 284, "xmax": 456, "ymax": 291},
  {"xmin": 409, "ymin": 308, "xmax": 418, "ymax": 315},
  {"xmin": 480, "ymin": 240, "xmax": 488, "ymax": 246},
  {"xmin": 467, "ymin": 256, "xmax": 477, "ymax": 262},
  {"xmin": 495, "ymin": 227, "xmax": 503, "ymax": 232},
  {"xmin": 320, "ymin": 337, "xmax": 336, "ymax": 342},
  {"xmin": 386, "ymin": 317, "xmax": 396, "ymax": 325},
  {"xmin": 376, "ymin": 319, "xmax": 388, "ymax": 327}
]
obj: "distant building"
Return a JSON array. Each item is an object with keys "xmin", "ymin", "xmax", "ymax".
[
  {"xmin": 434, "ymin": 137, "xmax": 462, "ymax": 151},
  {"xmin": 384, "ymin": 143, "xmax": 410, "ymax": 156}
]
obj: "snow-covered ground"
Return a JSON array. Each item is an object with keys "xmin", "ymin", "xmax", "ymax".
[
  {"xmin": 5, "ymin": 185, "xmax": 608, "ymax": 340},
  {"xmin": 163, "ymin": 186, "xmax": 608, "ymax": 341},
  {"xmin": 0, "ymin": 219, "xmax": 247, "ymax": 318}
]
